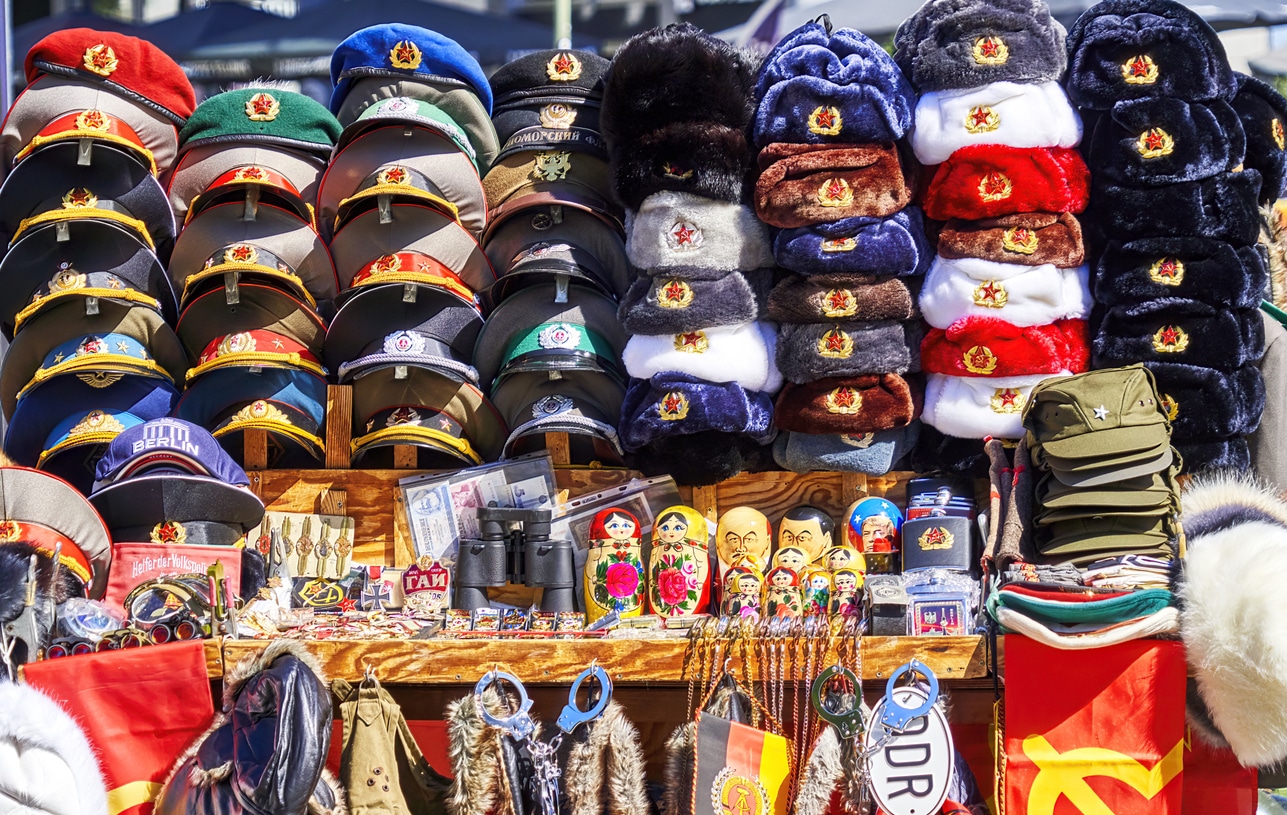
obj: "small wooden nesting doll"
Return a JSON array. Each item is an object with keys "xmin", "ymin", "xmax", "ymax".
[
  {"xmin": 721, "ymin": 565, "xmax": 764, "ymax": 619},
  {"xmin": 715, "ymin": 506, "xmax": 772, "ymax": 581},
  {"xmin": 777, "ymin": 505, "xmax": 835, "ymax": 565},
  {"xmin": 830, "ymin": 567, "xmax": 863, "ymax": 619},
  {"xmin": 772, "ymin": 545, "xmax": 809, "ymax": 573},
  {"xmin": 584, "ymin": 507, "xmax": 645, "ymax": 624},
  {"xmin": 648, "ymin": 505, "xmax": 711, "ymax": 616},
  {"xmin": 800, "ymin": 566, "xmax": 832, "ymax": 618},
  {"xmin": 763, "ymin": 566, "xmax": 802, "ymax": 618},
  {"xmin": 822, "ymin": 544, "xmax": 867, "ymax": 581}
]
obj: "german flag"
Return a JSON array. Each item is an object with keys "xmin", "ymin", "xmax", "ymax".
[{"xmin": 694, "ymin": 712, "xmax": 792, "ymax": 815}]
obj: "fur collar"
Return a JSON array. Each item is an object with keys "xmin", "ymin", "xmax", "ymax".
[{"xmin": 0, "ymin": 681, "xmax": 107, "ymax": 815}]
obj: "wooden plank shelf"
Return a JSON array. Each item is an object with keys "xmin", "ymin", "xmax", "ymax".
[{"xmin": 219, "ymin": 635, "xmax": 988, "ymax": 685}]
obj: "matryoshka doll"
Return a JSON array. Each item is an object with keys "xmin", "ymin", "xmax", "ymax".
[
  {"xmin": 772, "ymin": 546, "xmax": 809, "ymax": 573},
  {"xmin": 844, "ymin": 497, "xmax": 905, "ymax": 573},
  {"xmin": 831, "ymin": 567, "xmax": 862, "ymax": 618},
  {"xmin": 778, "ymin": 505, "xmax": 835, "ymax": 565},
  {"xmin": 721, "ymin": 565, "xmax": 764, "ymax": 619},
  {"xmin": 584, "ymin": 507, "xmax": 645, "ymax": 624},
  {"xmin": 822, "ymin": 544, "xmax": 867, "ymax": 585},
  {"xmin": 763, "ymin": 567, "xmax": 802, "ymax": 618},
  {"xmin": 800, "ymin": 567, "xmax": 831, "ymax": 617},
  {"xmin": 648, "ymin": 505, "xmax": 712, "ymax": 616},
  {"xmin": 715, "ymin": 507, "xmax": 772, "ymax": 581}
]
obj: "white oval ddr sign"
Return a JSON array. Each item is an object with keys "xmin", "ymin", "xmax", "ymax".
[{"xmin": 863, "ymin": 686, "xmax": 955, "ymax": 815}]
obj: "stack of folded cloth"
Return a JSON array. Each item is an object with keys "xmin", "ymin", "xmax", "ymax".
[
  {"xmin": 896, "ymin": 0, "xmax": 1093, "ymax": 475},
  {"xmin": 751, "ymin": 19, "xmax": 927, "ymax": 474},
  {"xmin": 166, "ymin": 88, "xmax": 341, "ymax": 470},
  {"xmin": 318, "ymin": 24, "xmax": 507, "ymax": 469},
  {"xmin": 1023, "ymin": 365, "xmax": 1180, "ymax": 568},
  {"xmin": 602, "ymin": 24, "xmax": 780, "ymax": 484},
  {"xmin": 472, "ymin": 49, "xmax": 632, "ymax": 466},
  {"xmin": 986, "ymin": 580, "xmax": 1177, "ymax": 648},
  {"xmin": 1066, "ymin": 0, "xmax": 1274, "ymax": 471}
]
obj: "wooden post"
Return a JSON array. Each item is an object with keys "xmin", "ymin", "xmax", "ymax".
[
  {"xmin": 243, "ymin": 428, "xmax": 269, "ymax": 471},
  {"xmin": 691, "ymin": 484, "xmax": 719, "ymax": 526},
  {"xmin": 325, "ymin": 385, "xmax": 353, "ymax": 469},
  {"xmin": 320, "ymin": 488, "xmax": 347, "ymax": 516},
  {"xmin": 393, "ymin": 445, "xmax": 418, "ymax": 469},
  {"xmin": 545, "ymin": 431, "xmax": 571, "ymax": 466}
]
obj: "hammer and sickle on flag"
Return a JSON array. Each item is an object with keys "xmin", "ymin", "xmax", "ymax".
[{"xmin": 1022, "ymin": 735, "xmax": 1184, "ymax": 815}]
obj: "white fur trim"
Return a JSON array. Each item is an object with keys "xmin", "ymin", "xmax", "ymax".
[
  {"xmin": 996, "ymin": 606, "xmax": 1180, "ymax": 648},
  {"xmin": 0, "ymin": 683, "xmax": 107, "ymax": 815},
  {"xmin": 923, "ymin": 372, "xmax": 1069, "ymax": 439},
  {"xmin": 910, "ymin": 81, "xmax": 1082, "ymax": 165},
  {"xmin": 1180, "ymin": 472, "xmax": 1287, "ymax": 766},
  {"xmin": 920, "ymin": 254, "xmax": 1091, "ymax": 329},
  {"xmin": 625, "ymin": 192, "xmax": 773, "ymax": 273},
  {"xmin": 623, "ymin": 322, "xmax": 782, "ymax": 392}
]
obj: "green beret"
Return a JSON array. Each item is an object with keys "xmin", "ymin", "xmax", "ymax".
[{"xmin": 178, "ymin": 88, "xmax": 341, "ymax": 158}]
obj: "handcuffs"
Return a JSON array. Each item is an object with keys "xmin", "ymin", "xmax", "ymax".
[{"xmin": 474, "ymin": 664, "xmax": 614, "ymax": 815}]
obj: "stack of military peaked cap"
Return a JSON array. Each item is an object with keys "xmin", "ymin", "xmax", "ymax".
[
  {"xmin": 0, "ymin": 29, "xmax": 192, "ymax": 492},
  {"xmin": 752, "ymin": 17, "xmax": 926, "ymax": 475},
  {"xmin": 1065, "ymin": 0, "xmax": 1286, "ymax": 472},
  {"xmin": 602, "ymin": 24, "xmax": 778, "ymax": 485},
  {"xmin": 896, "ymin": 0, "xmax": 1093, "ymax": 475}
]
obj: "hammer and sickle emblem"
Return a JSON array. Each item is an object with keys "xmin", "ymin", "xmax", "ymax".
[{"xmin": 1022, "ymin": 735, "xmax": 1184, "ymax": 815}]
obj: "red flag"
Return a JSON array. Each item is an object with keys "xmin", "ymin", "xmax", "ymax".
[
  {"xmin": 23, "ymin": 639, "xmax": 215, "ymax": 815},
  {"xmin": 1180, "ymin": 736, "xmax": 1256, "ymax": 815},
  {"xmin": 1004, "ymin": 636, "xmax": 1186, "ymax": 815}
]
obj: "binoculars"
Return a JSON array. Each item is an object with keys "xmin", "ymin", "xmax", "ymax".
[{"xmin": 455, "ymin": 506, "xmax": 576, "ymax": 612}]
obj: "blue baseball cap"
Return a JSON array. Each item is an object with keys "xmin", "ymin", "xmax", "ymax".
[
  {"xmin": 93, "ymin": 416, "xmax": 249, "ymax": 487},
  {"xmin": 329, "ymin": 24, "xmax": 492, "ymax": 115}
]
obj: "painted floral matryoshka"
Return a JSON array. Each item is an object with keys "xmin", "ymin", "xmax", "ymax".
[
  {"xmin": 721, "ymin": 565, "xmax": 763, "ymax": 619},
  {"xmin": 831, "ymin": 567, "xmax": 863, "ymax": 618},
  {"xmin": 584, "ymin": 507, "xmax": 645, "ymax": 624},
  {"xmin": 801, "ymin": 566, "xmax": 832, "ymax": 617},
  {"xmin": 763, "ymin": 567, "xmax": 802, "ymax": 618},
  {"xmin": 648, "ymin": 505, "xmax": 711, "ymax": 616}
]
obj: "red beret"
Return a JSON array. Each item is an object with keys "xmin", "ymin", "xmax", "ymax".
[
  {"xmin": 24, "ymin": 29, "xmax": 195, "ymax": 125},
  {"xmin": 920, "ymin": 316, "xmax": 1090, "ymax": 377},
  {"xmin": 922, "ymin": 146, "xmax": 1090, "ymax": 221}
]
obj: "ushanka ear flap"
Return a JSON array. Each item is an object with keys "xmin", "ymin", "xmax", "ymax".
[
  {"xmin": 753, "ymin": 22, "xmax": 916, "ymax": 147},
  {"xmin": 1178, "ymin": 471, "xmax": 1287, "ymax": 766},
  {"xmin": 921, "ymin": 145, "xmax": 1090, "ymax": 221},
  {"xmin": 776, "ymin": 320, "xmax": 918, "ymax": 383},
  {"xmin": 1232, "ymin": 72, "xmax": 1287, "ymax": 204},
  {"xmin": 1094, "ymin": 237, "xmax": 1267, "ymax": 308},
  {"xmin": 772, "ymin": 208, "xmax": 931, "ymax": 276},
  {"xmin": 1088, "ymin": 97, "xmax": 1245, "ymax": 187},
  {"xmin": 937, "ymin": 212, "xmax": 1086, "ymax": 268},
  {"xmin": 1176, "ymin": 438, "xmax": 1251, "ymax": 472},
  {"xmin": 892, "ymin": 0, "xmax": 1068, "ymax": 92},
  {"xmin": 1092, "ymin": 298, "xmax": 1266, "ymax": 370},
  {"xmin": 754, "ymin": 142, "xmax": 917, "ymax": 228},
  {"xmin": 1145, "ymin": 361, "xmax": 1264, "ymax": 439},
  {"xmin": 1064, "ymin": 0, "xmax": 1238, "ymax": 110},
  {"xmin": 1091, "ymin": 171, "xmax": 1263, "ymax": 246}
]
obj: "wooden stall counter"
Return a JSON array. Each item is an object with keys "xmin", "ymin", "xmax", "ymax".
[{"xmin": 218, "ymin": 634, "xmax": 989, "ymax": 685}]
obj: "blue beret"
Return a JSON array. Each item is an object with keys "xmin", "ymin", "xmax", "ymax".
[
  {"xmin": 773, "ymin": 208, "xmax": 932, "ymax": 276},
  {"xmin": 619, "ymin": 373, "xmax": 776, "ymax": 451},
  {"xmin": 754, "ymin": 21, "xmax": 916, "ymax": 146},
  {"xmin": 330, "ymin": 24, "xmax": 492, "ymax": 115}
]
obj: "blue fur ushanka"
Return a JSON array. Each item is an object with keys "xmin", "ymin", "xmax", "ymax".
[
  {"xmin": 1232, "ymin": 72, "xmax": 1287, "ymax": 205},
  {"xmin": 1090, "ymin": 170, "xmax": 1263, "ymax": 246},
  {"xmin": 1092, "ymin": 297, "xmax": 1267, "ymax": 370},
  {"xmin": 619, "ymin": 372, "xmax": 775, "ymax": 451},
  {"xmin": 1088, "ymin": 97, "xmax": 1245, "ymax": 188},
  {"xmin": 753, "ymin": 20, "xmax": 916, "ymax": 147},
  {"xmin": 893, "ymin": 0, "xmax": 1067, "ymax": 93},
  {"xmin": 1145, "ymin": 361, "xmax": 1264, "ymax": 439},
  {"xmin": 1176, "ymin": 437, "xmax": 1251, "ymax": 473},
  {"xmin": 773, "ymin": 208, "xmax": 932, "ymax": 276},
  {"xmin": 1065, "ymin": 0, "xmax": 1236, "ymax": 110},
  {"xmin": 1093, "ymin": 237, "xmax": 1267, "ymax": 309}
]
